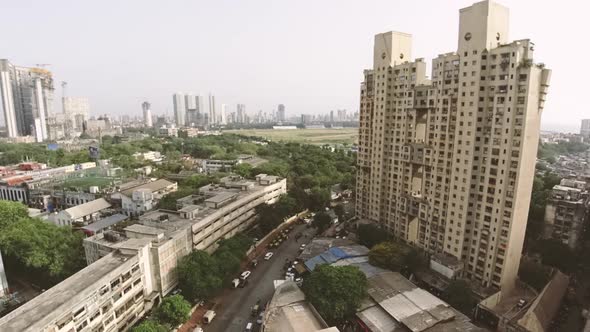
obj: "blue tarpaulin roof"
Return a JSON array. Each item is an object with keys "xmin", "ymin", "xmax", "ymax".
[{"xmin": 304, "ymin": 245, "xmax": 372, "ymax": 272}]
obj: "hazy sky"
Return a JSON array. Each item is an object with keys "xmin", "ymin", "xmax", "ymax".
[{"xmin": 0, "ymin": 0, "xmax": 585, "ymax": 132}]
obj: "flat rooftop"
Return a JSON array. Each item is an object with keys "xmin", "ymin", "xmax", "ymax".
[
  {"xmin": 0, "ymin": 252, "xmax": 135, "ymax": 331},
  {"xmin": 263, "ymin": 281, "xmax": 331, "ymax": 332}
]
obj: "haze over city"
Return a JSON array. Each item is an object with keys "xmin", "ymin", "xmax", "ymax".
[{"xmin": 0, "ymin": 0, "xmax": 586, "ymax": 132}]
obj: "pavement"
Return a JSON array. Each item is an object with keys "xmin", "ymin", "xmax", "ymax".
[{"xmin": 202, "ymin": 223, "xmax": 316, "ymax": 332}]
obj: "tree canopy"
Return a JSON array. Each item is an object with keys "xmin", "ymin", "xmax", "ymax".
[
  {"xmin": 130, "ymin": 320, "xmax": 168, "ymax": 332},
  {"xmin": 358, "ymin": 223, "xmax": 389, "ymax": 249},
  {"xmin": 155, "ymin": 295, "xmax": 191, "ymax": 327},
  {"xmin": 443, "ymin": 280, "xmax": 477, "ymax": 315},
  {"xmin": 0, "ymin": 201, "xmax": 86, "ymax": 286},
  {"xmin": 177, "ymin": 234, "xmax": 252, "ymax": 301},
  {"xmin": 312, "ymin": 211, "xmax": 332, "ymax": 234},
  {"xmin": 368, "ymin": 241, "xmax": 419, "ymax": 273},
  {"xmin": 302, "ymin": 265, "xmax": 367, "ymax": 325}
]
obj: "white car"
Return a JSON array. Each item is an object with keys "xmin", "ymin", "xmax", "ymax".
[
  {"xmin": 264, "ymin": 252, "xmax": 274, "ymax": 260},
  {"xmin": 240, "ymin": 271, "xmax": 252, "ymax": 280}
]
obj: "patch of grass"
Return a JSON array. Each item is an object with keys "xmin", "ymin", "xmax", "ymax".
[{"xmin": 223, "ymin": 128, "xmax": 358, "ymax": 145}]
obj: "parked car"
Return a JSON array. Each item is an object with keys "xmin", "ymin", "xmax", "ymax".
[
  {"xmin": 251, "ymin": 259, "xmax": 258, "ymax": 268},
  {"xmin": 256, "ymin": 312, "xmax": 265, "ymax": 325},
  {"xmin": 239, "ymin": 278, "xmax": 248, "ymax": 288},
  {"xmin": 232, "ymin": 278, "xmax": 240, "ymax": 288},
  {"xmin": 264, "ymin": 252, "xmax": 274, "ymax": 260},
  {"xmin": 299, "ymin": 244, "xmax": 306, "ymax": 251},
  {"xmin": 245, "ymin": 322, "xmax": 253, "ymax": 331},
  {"xmin": 203, "ymin": 310, "xmax": 216, "ymax": 324},
  {"xmin": 240, "ymin": 270, "xmax": 252, "ymax": 280}
]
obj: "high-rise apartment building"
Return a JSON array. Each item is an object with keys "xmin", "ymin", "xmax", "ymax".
[
  {"xmin": 0, "ymin": 59, "xmax": 53, "ymax": 142},
  {"xmin": 236, "ymin": 104, "xmax": 246, "ymax": 124},
  {"xmin": 63, "ymin": 97, "xmax": 90, "ymax": 131},
  {"xmin": 185, "ymin": 94, "xmax": 204, "ymax": 126},
  {"xmin": 581, "ymin": 119, "xmax": 590, "ymax": 138},
  {"xmin": 277, "ymin": 104, "xmax": 286, "ymax": 122},
  {"xmin": 356, "ymin": 0, "xmax": 551, "ymax": 291},
  {"xmin": 142, "ymin": 101, "xmax": 152, "ymax": 127},
  {"xmin": 172, "ymin": 93, "xmax": 186, "ymax": 127},
  {"xmin": 208, "ymin": 94, "xmax": 216, "ymax": 126},
  {"xmin": 220, "ymin": 103, "xmax": 227, "ymax": 125}
]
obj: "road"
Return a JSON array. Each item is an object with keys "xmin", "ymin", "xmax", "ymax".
[{"xmin": 206, "ymin": 223, "xmax": 315, "ymax": 332}]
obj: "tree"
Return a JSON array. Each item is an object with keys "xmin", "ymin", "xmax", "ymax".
[
  {"xmin": 233, "ymin": 163, "xmax": 253, "ymax": 178},
  {"xmin": 518, "ymin": 259, "xmax": 552, "ymax": 291},
  {"xmin": 0, "ymin": 200, "xmax": 29, "ymax": 229},
  {"xmin": 130, "ymin": 320, "xmax": 168, "ymax": 332},
  {"xmin": 302, "ymin": 265, "xmax": 367, "ymax": 325},
  {"xmin": 177, "ymin": 251, "xmax": 222, "ymax": 301},
  {"xmin": 312, "ymin": 212, "xmax": 332, "ymax": 233},
  {"xmin": 358, "ymin": 224, "xmax": 389, "ymax": 249},
  {"xmin": 443, "ymin": 280, "xmax": 477, "ymax": 315},
  {"xmin": 155, "ymin": 295, "xmax": 191, "ymax": 326},
  {"xmin": 308, "ymin": 187, "xmax": 330, "ymax": 211},
  {"xmin": 0, "ymin": 210, "xmax": 86, "ymax": 286},
  {"xmin": 533, "ymin": 239, "xmax": 576, "ymax": 272},
  {"xmin": 368, "ymin": 242, "xmax": 411, "ymax": 272}
]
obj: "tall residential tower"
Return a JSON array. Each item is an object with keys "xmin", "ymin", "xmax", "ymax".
[
  {"xmin": 142, "ymin": 101, "xmax": 153, "ymax": 127},
  {"xmin": 356, "ymin": 0, "xmax": 550, "ymax": 292},
  {"xmin": 0, "ymin": 60, "xmax": 54, "ymax": 142}
]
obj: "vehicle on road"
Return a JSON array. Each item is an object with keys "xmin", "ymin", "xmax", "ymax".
[
  {"xmin": 299, "ymin": 244, "xmax": 306, "ymax": 251},
  {"xmin": 251, "ymin": 304, "xmax": 259, "ymax": 316},
  {"xmin": 245, "ymin": 322, "xmax": 253, "ymax": 331},
  {"xmin": 256, "ymin": 312, "xmax": 264, "ymax": 324},
  {"xmin": 193, "ymin": 326, "xmax": 204, "ymax": 332},
  {"xmin": 203, "ymin": 310, "xmax": 216, "ymax": 324},
  {"xmin": 232, "ymin": 278, "xmax": 240, "ymax": 288},
  {"xmin": 240, "ymin": 270, "xmax": 251, "ymax": 280},
  {"xmin": 251, "ymin": 259, "xmax": 258, "ymax": 268},
  {"xmin": 264, "ymin": 252, "xmax": 274, "ymax": 260}
]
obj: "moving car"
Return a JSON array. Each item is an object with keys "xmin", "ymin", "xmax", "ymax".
[{"xmin": 264, "ymin": 252, "xmax": 274, "ymax": 260}]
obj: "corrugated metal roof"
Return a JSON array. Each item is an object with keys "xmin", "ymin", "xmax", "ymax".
[
  {"xmin": 121, "ymin": 179, "xmax": 175, "ymax": 196},
  {"xmin": 81, "ymin": 214, "xmax": 128, "ymax": 233},
  {"xmin": 64, "ymin": 198, "xmax": 111, "ymax": 220},
  {"xmin": 357, "ymin": 305, "xmax": 403, "ymax": 332}
]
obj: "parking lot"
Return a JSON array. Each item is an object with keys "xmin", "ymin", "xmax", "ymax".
[{"xmin": 204, "ymin": 223, "xmax": 316, "ymax": 332}]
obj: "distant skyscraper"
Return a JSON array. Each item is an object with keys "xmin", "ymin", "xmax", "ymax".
[
  {"xmin": 173, "ymin": 93, "xmax": 186, "ymax": 127},
  {"xmin": 220, "ymin": 104, "xmax": 227, "ymax": 125},
  {"xmin": 277, "ymin": 104, "xmax": 286, "ymax": 122},
  {"xmin": 236, "ymin": 104, "xmax": 246, "ymax": 124},
  {"xmin": 0, "ymin": 59, "xmax": 53, "ymax": 142},
  {"xmin": 208, "ymin": 94, "xmax": 216, "ymax": 125},
  {"xmin": 581, "ymin": 119, "xmax": 590, "ymax": 138},
  {"xmin": 356, "ymin": 0, "xmax": 551, "ymax": 292},
  {"xmin": 63, "ymin": 97, "xmax": 89, "ymax": 131},
  {"xmin": 142, "ymin": 101, "xmax": 153, "ymax": 127}
]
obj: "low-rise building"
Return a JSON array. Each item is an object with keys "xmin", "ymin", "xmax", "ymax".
[
  {"xmin": 48, "ymin": 198, "xmax": 112, "ymax": 227},
  {"xmin": 476, "ymin": 271, "xmax": 569, "ymax": 332},
  {"xmin": 261, "ymin": 281, "xmax": 338, "ymax": 332},
  {"xmin": 0, "ymin": 250, "xmax": 155, "ymax": 332},
  {"xmin": 544, "ymin": 180, "xmax": 589, "ymax": 249},
  {"xmin": 111, "ymin": 179, "xmax": 177, "ymax": 216}
]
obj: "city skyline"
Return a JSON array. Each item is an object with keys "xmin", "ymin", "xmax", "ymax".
[{"xmin": 0, "ymin": 0, "xmax": 584, "ymax": 132}]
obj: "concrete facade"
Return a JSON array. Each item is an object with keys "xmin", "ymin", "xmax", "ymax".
[
  {"xmin": 356, "ymin": 0, "xmax": 551, "ymax": 291},
  {"xmin": 543, "ymin": 181, "xmax": 589, "ymax": 249}
]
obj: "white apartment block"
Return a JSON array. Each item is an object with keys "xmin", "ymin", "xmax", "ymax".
[
  {"xmin": 0, "ymin": 175, "xmax": 286, "ymax": 332},
  {"xmin": 356, "ymin": 0, "xmax": 551, "ymax": 291}
]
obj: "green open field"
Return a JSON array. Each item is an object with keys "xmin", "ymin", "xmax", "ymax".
[
  {"xmin": 59, "ymin": 176, "xmax": 117, "ymax": 190},
  {"xmin": 224, "ymin": 128, "xmax": 358, "ymax": 145}
]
